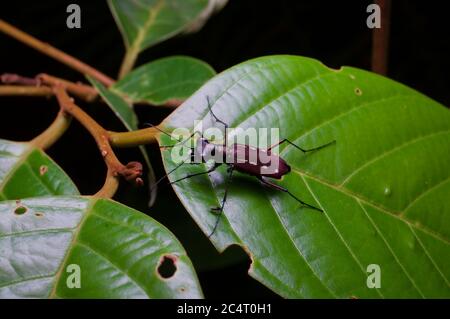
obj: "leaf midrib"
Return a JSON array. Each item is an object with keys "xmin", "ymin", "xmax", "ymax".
[
  {"xmin": 129, "ymin": 0, "xmax": 164, "ymax": 52},
  {"xmin": 45, "ymin": 199, "xmax": 162, "ymax": 298},
  {"xmin": 47, "ymin": 198, "xmax": 96, "ymax": 298}
]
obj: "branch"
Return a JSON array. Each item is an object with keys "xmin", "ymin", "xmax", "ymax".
[
  {"xmin": 31, "ymin": 110, "xmax": 72, "ymax": 150},
  {"xmin": 0, "ymin": 85, "xmax": 53, "ymax": 97},
  {"xmin": 371, "ymin": 0, "xmax": 392, "ymax": 75},
  {"xmin": 109, "ymin": 127, "xmax": 159, "ymax": 148},
  {"xmin": 118, "ymin": 48, "xmax": 139, "ymax": 80},
  {"xmin": 95, "ymin": 169, "xmax": 120, "ymax": 198},
  {"xmin": 1, "ymin": 73, "xmax": 98, "ymax": 102},
  {"xmin": 0, "ymin": 19, "xmax": 115, "ymax": 87},
  {"xmin": 53, "ymin": 86, "xmax": 144, "ymax": 197},
  {"xmin": 37, "ymin": 74, "xmax": 98, "ymax": 102}
]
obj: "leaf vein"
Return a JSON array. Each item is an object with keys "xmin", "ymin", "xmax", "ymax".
[
  {"xmin": 403, "ymin": 175, "xmax": 450, "ymax": 215},
  {"xmin": 263, "ymin": 182, "xmax": 338, "ymax": 297},
  {"xmin": 0, "ymin": 274, "xmax": 54, "ymax": 290},
  {"xmin": 76, "ymin": 240, "xmax": 150, "ymax": 298},
  {"xmin": 341, "ymin": 130, "xmax": 450, "ymax": 186},
  {"xmin": 357, "ymin": 200, "xmax": 425, "ymax": 298},
  {"xmin": 292, "ymin": 169, "xmax": 450, "ymax": 246},
  {"xmin": 409, "ymin": 225, "xmax": 450, "ymax": 288},
  {"xmin": 302, "ymin": 176, "xmax": 384, "ymax": 298}
]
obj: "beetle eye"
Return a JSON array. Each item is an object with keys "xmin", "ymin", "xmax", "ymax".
[{"xmin": 211, "ymin": 148, "xmax": 216, "ymax": 156}]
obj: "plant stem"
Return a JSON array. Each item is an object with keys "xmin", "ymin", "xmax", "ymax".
[
  {"xmin": 1, "ymin": 73, "xmax": 98, "ymax": 102},
  {"xmin": 371, "ymin": 0, "xmax": 391, "ymax": 75},
  {"xmin": 118, "ymin": 48, "xmax": 139, "ymax": 80},
  {"xmin": 31, "ymin": 110, "xmax": 72, "ymax": 150},
  {"xmin": 0, "ymin": 19, "xmax": 115, "ymax": 87},
  {"xmin": 37, "ymin": 74, "xmax": 98, "ymax": 102},
  {"xmin": 53, "ymin": 86, "xmax": 143, "ymax": 197},
  {"xmin": 95, "ymin": 169, "xmax": 120, "ymax": 198},
  {"xmin": 0, "ymin": 85, "xmax": 53, "ymax": 97},
  {"xmin": 109, "ymin": 127, "xmax": 159, "ymax": 148}
]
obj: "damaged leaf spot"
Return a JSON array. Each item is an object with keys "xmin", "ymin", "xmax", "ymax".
[
  {"xmin": 39, "ymin": 165, "xmax": 48, "ymax": 176},
  {"xmin": 355, "ymin": 88, "xmax": 362, "ymax": 96},
  {"xmin": 157, "ymin": 255, "xmax": 177, "ymax": 279},
  {"xmin": 14, "ymin": 206, "xmax": 28, "ymax": 215},
  {"xmin": 34, "ymin": 212, "xmax": 44, "ymax": 217}
]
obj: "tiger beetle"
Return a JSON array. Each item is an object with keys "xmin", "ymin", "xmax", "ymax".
[{"xmin": 151, "ymin": 97, "xmax": 335, "ymax": 238}]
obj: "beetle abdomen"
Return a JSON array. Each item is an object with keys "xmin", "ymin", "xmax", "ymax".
[{"xmin": 230, "ymin": 144, "xmax": 290, "ymax": 179}]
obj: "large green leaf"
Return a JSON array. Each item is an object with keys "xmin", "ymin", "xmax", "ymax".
[
  {"xmin": 109, "ymin": 0, "xmax": 208, "ymax": 53},
  {"xmin": 88, "ymin": 77, "xmax": 157, "ymax": 206},
  {"xmin": 112, "ymin": 56, "xmax": 216, "ymax": 106},
  {"xmin": 0, "ymin": 139, "xmax": 79, "ymax": 200},
  {"xmin": 159, "ymin": 55, "xmax": 450, "ymax": 298},
  {"xmin": 0, "ymin": 196, "xmax": 202, "ymax": 298}
]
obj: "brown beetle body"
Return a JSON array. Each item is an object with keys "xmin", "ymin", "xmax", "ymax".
[
  {"xmin": 154, "ymin": 96, "xmax": 334, "ymax": 237},
  {"xmin": 229, "ymin": 144, "xmax": 291, "ymax": 179}
]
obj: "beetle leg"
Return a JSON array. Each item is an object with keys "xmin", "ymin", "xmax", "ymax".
[
  {"xmin": 258, "ymin": 176, "xmax": 323, "ymax": 212},
  {"xmin": 159, "ymin": 130, "xmax": 204, "ymax": 149},
  {"xmin": 208, "ymin": 165, "xmax": 234, "ymax": 238},
  {"xmin": 150, "ymin": 160, "xmax": 187, "ymax": 192},
  {"xmin": 267, "ymin": 138, "xmax": 335, "ymax": 153},
  {"xmin": 170, "ymin": 163, "xmax": 221, "ymax": 185}
]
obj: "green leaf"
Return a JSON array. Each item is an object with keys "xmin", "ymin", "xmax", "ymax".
[
  {"xmin": 112, "ymin": 56, "xmax": 216, "ymax": 106},
  {"xmin": 0, "ymin": 196, "xmax": 203, "ymax": 298},
  {"xmin": 0, "ymin": 139, "xmax": 79, "ymax": 201},
  {"xmin": 159, "ymin": 55, "xmax": 450, "ymax": 298},
  {"xmin": 88, "ymin": 77, "xmax": 157, "ymax": 206},
  {"xmin": 88, "ymin": 77, "xmax": 139, "ymax": 131},
  {"xmin": 109, "ymin": 0, "xmax": 208, "ymax": 53}
]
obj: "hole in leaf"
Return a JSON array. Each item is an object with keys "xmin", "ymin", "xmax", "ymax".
[
  {"xmin": 35, "ymin": 212, "xmax": 44, "ymax": 217},
  {"xmin": 14, "ymin": 206, "xmax": 27, "ymax": 215},
  {"xmin": 39, "ymin": 165, "xmax": 48, "ymax": 176},
  {"xmin": 354, "ymin": 88, "xmax": 362, "ymax": 96},
  {"xmin": 157, "ymin": 255, "xmax": 177, "ymax": 279}
]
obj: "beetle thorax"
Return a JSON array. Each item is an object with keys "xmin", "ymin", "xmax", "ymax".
[{"xmin": 193, "ymin": 138, "xmax": 225, "ymax": 163}]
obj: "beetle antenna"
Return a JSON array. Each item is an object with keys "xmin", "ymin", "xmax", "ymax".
[
  {"xmin": 206, "ymin": 96, "xmax": 228, "ymax": 128},
  {"xmin": 150, "ymin": 160, "xmax": 189, "ymax": 192},
  {"xmin": 206, "ymin": 96, "xmax": 228, "ymax": 147},
  {"xmin": 143, "ymin": 123, "xmax": 173, "ymax": 138}
]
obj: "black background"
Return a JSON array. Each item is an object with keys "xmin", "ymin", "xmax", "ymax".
[{"xmin": 0, "ymin": 0, "xmax": 449, "ymax": 298}]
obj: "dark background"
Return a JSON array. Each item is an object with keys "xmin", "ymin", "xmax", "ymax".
[{"xmin": 0, "ymin": 0, "xmax": 449, "ymax": 298}]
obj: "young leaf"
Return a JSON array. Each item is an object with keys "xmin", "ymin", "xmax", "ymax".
[
  {"xmin": 0, "ymin": 196, "xmax": 203, "ymax": 298},
  {"xmin": 112, "ymin": 56, "xmax": 216, "ymax": 106},
  {"xmin": 88, "ymin": 77, "xmax": 139, "ymax": 131},
  {"xmin": 159, "ymin": 55, "xmax": 450, "ymax": 298},
  {"xmin": 109, "ymin": 0, "xmax": 209, "ymax": 76},
  {"xmin": 109, "ymin": 0, "xmax": 208, "ymax": 52},
  {"xmin": 0, "ymin": 139, "xmax": 79, "ymax": 200}
]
